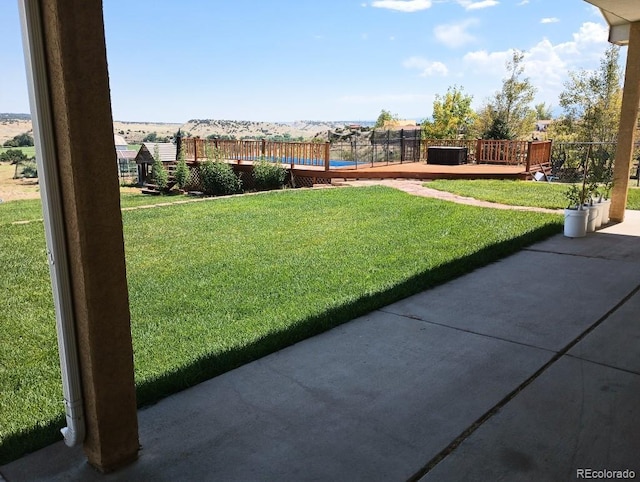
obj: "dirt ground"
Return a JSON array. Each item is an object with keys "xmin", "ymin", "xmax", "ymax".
[
  {"xmin": 0, "ymin": 163, "xmax": 40, "ymax": 202},
  {"xmin": 0, "ymin": 163, "xmax": 142, "ymax": 203}
]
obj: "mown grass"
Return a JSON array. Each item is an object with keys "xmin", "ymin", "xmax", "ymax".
[
  {"xmin": 0, "ymin": 186, "xmax": 563, "ymax": 464},
  {"xmin": 0, "ymin": 192, "xmax": 174, "ymax": 226},
  {"xmin": 0, "ymin": 146, "xmax": 37, "ymax": 158},
  {"xmin": 426, "ymin": 179, "xmax": 640, "ymax": 210}
]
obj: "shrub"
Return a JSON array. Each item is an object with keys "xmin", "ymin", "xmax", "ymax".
[
  {"xmin": 151, "ymin": 144, "xmax": 168, "ymax": 190},
  {"xmin": 174, "ymin": 147, "xmax": 189, "ymax": 190},
  {"xmin": 20, "ymin": 160, "xmax": 38, "ymax": 178},
  {"xmin": 200, "ymin": 160, "xmax": 242, "ymax": 196},
  {"xmin": 0, "ymin": 149, "xmax": 28, "ymax": 164},
  {"xmin": 3, "ymin": 132, "xmax": 34, "ymax": 148},
  {"xmin": 253, "ymin": 159, "xmax": 287, "ymax": 191}
]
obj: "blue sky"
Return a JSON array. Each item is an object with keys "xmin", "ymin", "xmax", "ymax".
[{"xmin": 0, "ymin": 0, "xmax": 620, "ymax": 123}]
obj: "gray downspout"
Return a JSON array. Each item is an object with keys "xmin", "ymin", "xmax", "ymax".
[{"xmin": 18, "ymin": 0, "xmax": 85, "ymax": 447}]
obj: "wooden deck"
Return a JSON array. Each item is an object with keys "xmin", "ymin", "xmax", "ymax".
[{"xmin": 292, "ymin": 162, "xmax": 528, "ymax": 182}]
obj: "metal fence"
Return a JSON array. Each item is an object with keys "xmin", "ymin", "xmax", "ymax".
[
  {"xmin": 549, "ymin": 142, "xmax": 640, "ymax": 184},
  {"xmin": 328, "ymin": 129, "xmax": 421, "ymax": 169}
]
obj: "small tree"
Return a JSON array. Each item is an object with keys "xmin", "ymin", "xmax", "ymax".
[
  {"xmin": 374, "ymin": 109, "xmax": 398, "ymax": 128},
  {"xmin": 143, "ymin": 132, "xmax": 158, "ymax": 143},
  {"xmin": 20, "ymin": 160, "xmax": 38, "ymax": 179},
  {"xmin": 479, "ymin": 50, "xmax": 537, "ymax": 139},
  {"xmin": 483, "ymin": 115, "xmax": 514, "ymax": 140},
  {"xmin": 0, "ymin": 149, "xmax": 30, "ymax": 178},
  {"xmin": 151, "ymin": 144, "xmax": 168, "ymax": 191},
  {"xmin": 535, "ymin": 102, "xmax": 553, "ymax": 120},
  {"xmin": 174, "ymin": 145, "xmax": 189, "ymax": 190},
  {"xmin": 550, "ymin": 44, "xmax": 622, "ymax": 143},
  {"xmin": 422, "ymin": 85, "xmax": 476, "ymax": 139}
]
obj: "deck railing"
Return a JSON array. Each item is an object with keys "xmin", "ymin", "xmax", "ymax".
[
  {"xmin": 476, "ymin": 140, "xmax": 529, "ymax": 165},
  {"xmin": 179, "ymin": 136, "xmax": 552, "ymax": 172},
  {"xmin": 421, "ymin": 139, "xmax": 552, "ymax": 167},
  {"xmin": 181, "ymin": 138, "xmax": 330, "ymax": 169}
]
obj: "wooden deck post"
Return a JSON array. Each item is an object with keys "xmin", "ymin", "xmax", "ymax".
[
  {"xmin": 324, "ymin": 142, "xmax": 330, "ymax": 171},
  {"xmin": 525, "ymin": 141, "xmax": 533, "ymax": 173},
  {"xmin": 193, "ymin": 138, "xmax": 198, "ymax": 163}
]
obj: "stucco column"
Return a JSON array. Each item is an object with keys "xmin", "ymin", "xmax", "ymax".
[
  {"xmin": 611, "ymin": 22, "xmax": 640, "ymax": 222},
  {"xmin": 40, "ymin": 0, "xmax": 139, "ymax": 471}
]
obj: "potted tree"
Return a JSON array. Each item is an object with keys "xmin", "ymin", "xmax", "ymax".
[
  {"xmin": 587, "ymin": 146, "xmax": 613, "ymax": 228},
  {"xmin": 563, "ymin": 157, "xmax": 590, "ymax": 238}
]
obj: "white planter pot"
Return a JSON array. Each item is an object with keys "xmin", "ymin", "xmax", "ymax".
[
  {"xmin": 594, "ymin": 201, "xmax": 604, "ymax": 229},
  {"xmin": 585, "ymin": 205, "xmax": 599, "ymax": 232},
  {"xmin": 564, "ymin": 208, "xmax": 588, "ymax": 238},
  {"xmin": 600, "ymin": 199, "xmax": 611, "ymax": 225}
]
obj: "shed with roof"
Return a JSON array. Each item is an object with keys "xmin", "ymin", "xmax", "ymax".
[{"xmin": 134, "ymin": 142, "xmax": 177, "ymax": 184}]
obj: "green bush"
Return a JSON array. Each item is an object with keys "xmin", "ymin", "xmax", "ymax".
[
  {"xmin": 3, "ymin": 132, "xmax": 34, "ymax": 148},
  {"xmin": 200, "ymin": 160, "xmax": 242, "ymax": 196},
  {"xmin": 151, "ymin": 145, "xmax": 168, "ymax": 190},
  {"xmin": 20, "ymin": 160, "xmax": 38, "ymax": 178},
  {"xmin": 253, "ymin": 159, "xmax": 287, "ymax": 191},
  {"xmin": 174, "ymin": 149, "xmax": 189, "ymax": 190}
]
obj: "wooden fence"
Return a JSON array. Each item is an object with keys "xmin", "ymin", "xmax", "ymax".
[
  {"xmin": 181, "ymin": 138, "xmax": 330, "ymax": 169},
  {"xmin": 422, "ymin": 139, "xmax": 552, "ymax": 168}
]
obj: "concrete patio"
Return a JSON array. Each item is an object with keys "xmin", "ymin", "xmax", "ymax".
[{"xmin": 2, "ymin": 212, "xmax": 640, "ymax": 481}]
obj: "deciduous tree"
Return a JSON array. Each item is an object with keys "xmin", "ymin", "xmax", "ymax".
[
  {"xmin": 422, "ymin": 85, "xmax": 476, "ymax": 139},
  {"xmin": 480, "ymin": 50, "xmax": 537, "ymax": 139},
  {"xmin": 549, "ymin": 45, "xmax": 622, "ymax": 143},
  {"xmin": 374, "ymin": 109, "xmax": 398, "ymax": 128}
]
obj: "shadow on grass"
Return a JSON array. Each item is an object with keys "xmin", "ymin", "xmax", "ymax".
[{"xmin": 0, "ymin": 220, "xmax": 562, "ymax": 466}]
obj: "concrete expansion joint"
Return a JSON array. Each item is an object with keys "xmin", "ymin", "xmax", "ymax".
[
  {"xmin": 406, "ymin": 281, "xmax": 640, "ymax": 481},
  {"xmin": 564, "ymin": 353, "xmax": 640, "ymax": 377},
  {"xmin": 524, "ymin": 246, "xmax": 638, "ymax": 261},
  {"xmin": 378, "ymin": 307, "xmax": 556, "ymax": 353}
]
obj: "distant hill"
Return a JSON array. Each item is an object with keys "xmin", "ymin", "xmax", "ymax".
[
  {"xmin": 0, "ymin": 113, "xmax": 31, "ymax": 121},
  {"xmin": 1, "ymin": 113, "xmax": 375, "ymax": 145},
  {"xmin": 181, "ymin": 119, "xmax": 375, "ymax": 142}
]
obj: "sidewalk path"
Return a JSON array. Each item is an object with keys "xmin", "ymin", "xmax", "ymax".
[{"xmin": 340, "ymin": 179, "xmax": 562, "ymax": 214}]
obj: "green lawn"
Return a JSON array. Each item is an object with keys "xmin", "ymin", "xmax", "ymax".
[
  {"xmin": 426, "ymin": 179, "xmax": 640, "ymax": 210},
  {"xmin": 0, "ymin": 186, "xmax": 563, "ymax": 463},
  {"xmin": 0, "ymin": 146, "xmax": 37, "ymax": 158},
  {"xmin": 0, "ymin": 192, "xmax": 172, "ymax": 226}
]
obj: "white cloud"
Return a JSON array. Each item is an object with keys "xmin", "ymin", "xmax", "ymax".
[
  {"xmin": 434, "ymin": 19, "xmax": 479, "ymax": 48},
  {"xmin": 371, "ymin": 0, "xmax": 432, "ymax": 12},
  {"xmin": 541, "ymin": 17, "xmax": 559, "ymax": 24},
  {"xmin": 518, "ymin": 0, "xmax": 529, "ymax": 5},
  {"xmin": 462, "ymin": 21, "xmax": 610, "ymax": 105},
  {"xmin": 403, "ymin": 56, "xmax": 449, "ymax": 76},
  {"xmin": 463, "ymin": 49, "xmax": 510, "ymax": 77},
  {"xmin": 572, "ymin": 21, "xmax": 608, "ymax": 44},
  {"xmin": 457, "ymin": 0, "xmax": 499, "ymax": 10}
]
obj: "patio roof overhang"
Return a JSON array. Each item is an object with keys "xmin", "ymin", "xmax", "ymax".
[{"xmin": 585, "ymin": 0, "xmax": 640, "ymax": 45}]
